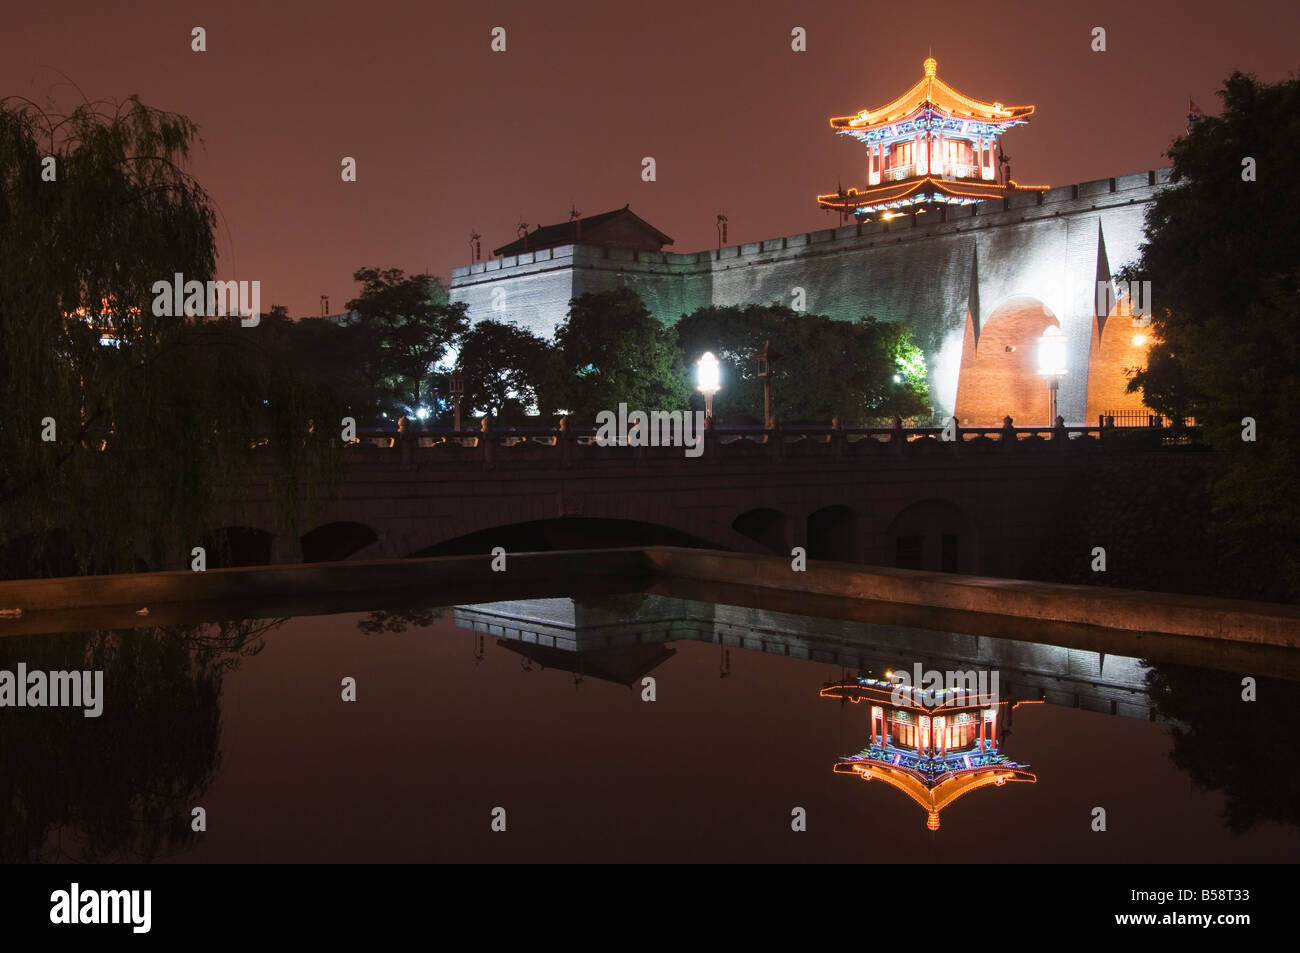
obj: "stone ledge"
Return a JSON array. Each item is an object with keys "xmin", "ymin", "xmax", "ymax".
[
  {"xmin": 5, "ymin": 544, "xmax": 1295, "ymax": 649},
  {"xmin": 640, "ymin": 547, "xmax": 1300, "ymax": 647}
]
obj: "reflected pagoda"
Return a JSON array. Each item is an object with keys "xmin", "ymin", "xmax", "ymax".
[
  {"xmin": 822, "ymin": 673, "xmax": 1036, "ymax": 830},
  {"xmin": 817, "ymin": 57, "xmax": 1047, "ymax": 221}
]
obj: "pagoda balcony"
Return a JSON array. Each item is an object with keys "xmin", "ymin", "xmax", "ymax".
[
  {"xmin": 884, "ymin": 163, "xmax": 915, "ymax": 181},
  {"xmin": 941, "ymin": 163, "xmax": 978, "ymax": 179}
]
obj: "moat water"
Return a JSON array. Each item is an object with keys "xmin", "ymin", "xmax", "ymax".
[{"xmin": 3, "ymin": 587, "xmax": 1297, "ymax": 863}]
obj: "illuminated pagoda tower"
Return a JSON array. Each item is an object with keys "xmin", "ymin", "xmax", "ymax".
[
  {"xmin": 821, "ymin": 673, "xmax": 1035, "ymax": 830},
  {"xmin": 817, "ymin": 57, "xmax": 1046, "ymax": 222}
]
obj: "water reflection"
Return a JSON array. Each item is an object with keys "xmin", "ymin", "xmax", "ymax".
[
  {"xmin": 821, "ymin": 677, "xmax": 1036, "ymax": 830},
  {"xmin": 3, "ymin": 588, "xmax": 1296, "ymax": 862},
  {"xmin": 454, "ymin": 593, "xmax": 1300, "ymax": 834},
  {"xmin": 0, "ymin": 619, "xmax": 277, "ymax": 862},
  {"xmin": 453, "ymin": 594, "xmax": 1162, "ymax": 719},
  {"xmin": 1147, "ymin": 663, "xmax": 1300, "ymax": 834}
]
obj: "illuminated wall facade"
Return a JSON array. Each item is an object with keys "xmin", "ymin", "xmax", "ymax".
[{"xmin": 449, "ymin": 170, "xmax": 1168, "ymax": 424}]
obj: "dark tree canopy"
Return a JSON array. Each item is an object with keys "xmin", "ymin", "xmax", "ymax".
[
  {"xmin": 455, "ymin": 319, "xmax": 555, "ymax": 423},
  {"xmin": 1125, "ymin": 71, "xmax": 1300, "ymax": 600},
  {"xmin": 1147, "ymin": 662, "xmax": 1300, "ymax": 835},
  {"xmin": 552, "ymin": 288, "xmax": 689, "ymax": 423},
  {"xmin": 0, "ymin": 95, "xmax": 342, "ymax": 578},
  {"xmin": 0, "ymin": 619, "xmax": 275, "ymax": 862},
  {"xmin": 675, "ymin": 304, "xmax": 930, "ymax": 424},
  {"xmin": 345, "ymin": 269, "xmax": 468, "ymax": 417}
]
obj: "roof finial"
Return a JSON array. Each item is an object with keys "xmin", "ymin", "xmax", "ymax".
[{"xmin": 923, "ymin": 55, "xmax": 938, "ymax": 78}]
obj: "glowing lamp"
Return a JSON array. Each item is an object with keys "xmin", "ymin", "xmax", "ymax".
[
  {"xmin": 696, "ymin": 351, "xmax": 721, "ymax": 421},
  {"xmin": 696, "ymin": 351, "xmax": 720, "ymax": 395},
  {"xmin": 1036, "ymin": 326, "xmax": 1067, "ymax": 378}
]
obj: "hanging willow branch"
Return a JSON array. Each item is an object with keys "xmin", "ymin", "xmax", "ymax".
[{"xmin": 0, "ymin": 95, "xmax": 344, "ymax": 578}]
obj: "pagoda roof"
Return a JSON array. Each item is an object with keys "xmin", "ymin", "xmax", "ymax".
[
  {"xmin": 493, "ymin": 205, "xmax": 674, "ymax": 257},
  {"xmin": 816, "ymin": 175, "xmax": 1049, "ymax": 214},
  {"xmin": 830, "ymin": 58, "xmax": 1035, "ymax": 131},
  {"xmin": 834, "ymin": 757, "xmax": 1036, "ymax": 830},
  {"xmin": 820, "ymin": 678, "xmax": 1004, "ymax": 713}
]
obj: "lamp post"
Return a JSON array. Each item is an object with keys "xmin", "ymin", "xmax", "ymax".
[
  {"xmin": 756, "ymin": 341, "xmax": 781, "ymax": 431},
  {"xmin": 1036, "ymin": 325, "xmax": 1068, "ymax": 425},
  {"xmin": 696, "ymin": 351, "xmax": 721, "ymax": 422},
  {"xmin": 449, "ymin": 368, "xmax": 464, "ymax": 432}
]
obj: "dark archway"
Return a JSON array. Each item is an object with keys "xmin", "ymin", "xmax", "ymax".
[
  {"xmin": 883, "ymin": 499, "xmax": 976, "ymax": 574},
  {"xmin": 301, "ymin": 522, "xmax": 380, "ymax": 562},
  {"xmin": 732, "ymin": 508, "xmax": 794, "ymax": 555},
  {"xmin": 409, "ymin": 517, "xmax": 722, "ymax": 557},
  {"xmin": 201, "ymin": 527, "xmax": 275, "ymax": 568},
  {"xmin": 807, "ymin": 506, "xmax": 858, "ymax": 563}
]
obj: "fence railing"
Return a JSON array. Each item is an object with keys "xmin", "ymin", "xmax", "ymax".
[
  {"xmin": 341, "ymin": 417, "xmax": 1204, "ymax": 466},
  {"xmin": 1098, "ymin": 411, "xmax": 1196, "ymax": 428}
]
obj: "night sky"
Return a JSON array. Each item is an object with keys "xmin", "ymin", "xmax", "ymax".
[{"xmin": 6, "ymin": 0, "xmax": 1298, "ymax": 318}]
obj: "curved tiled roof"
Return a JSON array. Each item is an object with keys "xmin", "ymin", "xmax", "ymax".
[{"xmin": 830, "ymin": 57, "xmax": 1035, "ymax": 130}]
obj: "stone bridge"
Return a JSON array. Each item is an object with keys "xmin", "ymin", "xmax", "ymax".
[{"xmin": 207, "ymin": 421, "xmax": 1204, "ymax": 578}]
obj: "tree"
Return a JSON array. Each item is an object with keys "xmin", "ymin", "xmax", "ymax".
[
  {"xmin": 0, "ymin": 95, "xmax": 343, "ymax": 578},
  {"xmin": 675, "ymin": 304, "xmax": 930, "ymax": 424},
  {"xmin": 552, "ymin": 288, "xmax": 689, "ymax": 423},
  {"xmin": 1147, "ymin": 662, "xmax": 1300, "ymax": 834},
  {"xmin": 0, "ymin": 618, "xmax": 275, "ymax": 861},
  {"xmin": 455, "ymin": 320, "xmax": 556, "ymax": 423},
  {"xmin": 1124, "ymin": 71, "xmax": 1300, "ymax": 600},
  {"xmin": 345, "ymin": 269, "xmax": 468, "ymax": 418}
]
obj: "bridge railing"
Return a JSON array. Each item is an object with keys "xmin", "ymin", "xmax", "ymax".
[{"xmin": 344, "ymin": 417, "xmax": 1204, "ymax": 464}]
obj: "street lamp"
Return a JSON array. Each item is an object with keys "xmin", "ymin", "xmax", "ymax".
[
  {"xmin": 696, "ymin": 351, "xmax": 721, "ymax": 421},
  {"xmin": 756, "ymin": 341, "xmax": 781, "ymax": 430},
  {"xmin": 1036, "ymin": 325, "xmax": 1068, "ymax": 425},
  {"xmin": 449, "ymin": 368, "xmax": 464, "ymax": 432}
]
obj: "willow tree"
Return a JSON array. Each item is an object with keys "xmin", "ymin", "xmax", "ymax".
[{"xmin": 0, "ymin": 95, "xmax": 343, "ymax": 578}]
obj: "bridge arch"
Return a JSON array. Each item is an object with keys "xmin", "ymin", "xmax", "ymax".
[
  {"xmin": 301, "ymin": 521, "xmax": 380, "ymax": 562},
  {"xmin": 732, "ymin": 508, "xmax": 795, "ymax": 555},
  {"xmin": 955, "ymin": 295, "xmax": 1061, "ymax": 427},
  {"xmin": 201, "ymin": 526, "xmax": 275, "ymax": 568},
  {"xmin": 884, "ymin": 499, "xmax": 976, "ymax": 574},
  {"xmin": 807, "ymin": 505, "xmax": 859, "ymax": 563},
  {"xmin": 406, "ymin": 516, "xmax": 726, "ymax": 557}
]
